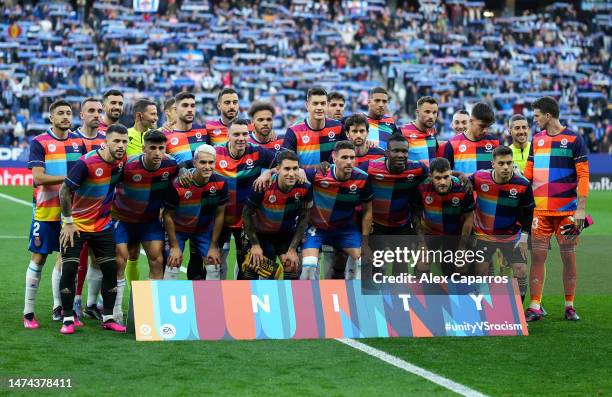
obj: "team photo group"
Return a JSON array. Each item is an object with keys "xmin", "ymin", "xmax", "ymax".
[{"xmin": 22, "ymin": 85, "xmax": 588, "ymax": 335}]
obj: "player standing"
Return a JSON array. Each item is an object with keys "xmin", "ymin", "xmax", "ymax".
[
  {"xmin": 206, "ymin": 88, "xmax": 240, "ymax": 146},
  {"xmin": 242, "ymin": 150, "xmax": 312, "ymax": 280},
  {"xmin": 22, "ymin": 100, "xmax": 86, "ymax": 328},
  {"xmin": 164, "ymin": 91, "xmax": 209, "ymax": 166},
  {"xmin": 301, "ymin": 141, "xmax": 373, "ymax": 280},
  {"xmin": 345, "ymin": 114, "xmax": 385, "ymax": 166},
  {"xmin": 247, "ymin": 101, "xmax": 284, "ymax": 153},
  {"xmin": 524, "ymin": 96, "xmax": 589, "ymax": 321},
  {"xmin": 111, "ymin": 130, "xmax": 178, "ymax": 322},
  {"xmin": 444, "ymin": 102, "xmax": 501, "ymax": 175},
  {"xmin": 74, "ymin": 97, "xmax": 106, "ymax": 321},
  {"xmin": 98, "ymin": 89, "xmax": 124, "ymax": 132},
  {"xmin": 283, "ymin": 87, "xmax": 345, "ymax": 169},
  {"xmin": 400, "ymin": 96, "xmax": 440, "ymax": 166},
  {"xmin": 164, "ymin": 145, "xmax": 227, "ymax": 279},
  {"xmin": 365, "ymin": 87, "xmax": 399, "ymax": 149},
  {"xmin": 471, "ymin": 146, "xmax": 534, "ymax": 301},
  {"xmin": 161, "ymin": 98, "xmax": 176, "ymax": 133},
  {"xmin": 57, "ymin": 124, "xmax": 129, "ymax": 334},
  {"xmin": 451, "ymin": 110, "xmax": 470, "ymax": 135},
  {"xmin": 213, "ymin": 119, "xmax": 277, "ymax": 279},
  {"xmin": 326, "ymin": 91, "xmax": 346, "ymax": 121}
]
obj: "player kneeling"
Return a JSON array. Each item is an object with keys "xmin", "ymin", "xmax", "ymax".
[
  {"xmin": 242, "ymin": 150, "xmax": 312, "ymax": 279},
  {"xmin": 471, "ymin": 146, "xmax": 534, "ymax": 302},
  {"xmin": 164, "ymin": 145, "xmax": 227, "ymax": 278}
]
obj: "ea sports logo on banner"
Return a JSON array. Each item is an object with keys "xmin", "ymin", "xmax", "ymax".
[
  {"xmin": 219, "ymin": 160, "xmax": 228, "ymax": 169},
  {"xmin": 48, "ymin": 144, "xmax": 57, "ymax": 152},
  {"xmin": 171, "ymin": 138, "xmax": 179, "ymax": 146},
  {"xmin": 538, "ymin": 139, "xmax": 545, "ymax": 147},
  {"xmin": 184, "ymin": 191, "xmax": 192, "ymax": 199},
  {"xmin": 209, "ymin": 186, "xmax": 216, "ymax": 194},
  {"xmin": 459, "ymin": 144, "xmax": 467, "ymax": 153},
  {"xmin": 425, "ymin": 195, "xmax": 433, "ymax": 204},
  {"xmin": 302, "ymin": 136, "xmax": 310, "ymax": 144},
  {"xmin": 451, "ymin": 196, "xmax": 460, "ymax": 205},
  {"xmin": 485, "ymin": 143, "xmax": 493, "ymax": 151},
  {"xmin": 328, "ymin": 131, "xmax": 335, "ymax": 139},
  {"xmin": 269, "ymin": 195, "xmax": 276, "ymax": 203},
  {"xmin": 320, "ymin": 180, "xmax": 329, "ymax": 188},
  {"xmin": 481, "ymin": 183, "xmax": 489, "ymax": 192},
  {"xmin": 509, "ymin": 188, "xmax": 518, "ymax": 197},
  {"xmin": 132, "ymin": 174, "xmax": 142, "ymax": 182},
  {"xmin": 95, "ymin": 168, "xmax": 103, "ymax": 177},
  {"xmin": 159, "ymin": 324, "xmax": 176, "ymax": 339}
]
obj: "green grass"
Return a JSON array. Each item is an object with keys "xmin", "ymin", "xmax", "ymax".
[{"xmin": 2, "ymin": 187, "xmax": 611, "ymax": 396}]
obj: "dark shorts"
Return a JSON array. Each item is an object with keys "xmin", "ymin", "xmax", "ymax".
[
  {"xmin": 372, "ymin": 223, "xmax": 414, "ymax": 236},
  {"xmin": 475, "ymin": 239, "xmax": 525, "ymax": 265}
]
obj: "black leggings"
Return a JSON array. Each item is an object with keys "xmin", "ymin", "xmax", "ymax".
[{"xmin": 60, "ymin": 229, "xmax": 117, "ymax": 317}]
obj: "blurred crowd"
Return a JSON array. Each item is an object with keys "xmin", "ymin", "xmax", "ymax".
[{"xmin": 0, "ymin": 0, "xmax": 610, "ymax": 151}]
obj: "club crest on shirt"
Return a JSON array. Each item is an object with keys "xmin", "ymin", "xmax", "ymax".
[
  {"xmin": 560, "ymin": 138, "xmax": 568, "ymax": 148},
  {"xmin": 162, "ymin": 171, "xmax": 170, "ymax": 179},
  {"xmin": 320, "ymin": 180, "xmax": 329, "ymax": 188},
  {"xmin": 485, "ymin": 143, "xmax": 493, "ymax": 151},
  {"xmin": 219, "ymin": 160, "xmax": 228, "ymax": 168},
  {"xmin": 451, "ymin": 196, "xmax": 460, "ymax": 205},
  {"xmin": 95, "ymin": 168, "xmax": 104, "ymax": 177},
  {"xmin": 509, "ymin": 188, "xmax": 518, "ymax": 197},
  {"xmin": 72, "ymin": 142, "xmax": 80, "ymax": 151},
  {"xmin": 213, "ymin": 129, "xmax": 221, "ymax": 136},
  {"xmin": 459, "ymin": 144, "xmax": 467, "ymax": 153},
  {"xmin": 406, "ymin": 174, "xmax": 415, "ymax": 181},
  {"xmin": 538, "ymin": 139, "xmax": 545, "ymax": 147},
  {"xmin": 274, "ymin": 144, "xmax": 281, "ymax": 151},
  {"xmin": 375, "ymin": 174, "xmax": 385, "ymax": 181},
  {"xmin": 48, "ymin": 144, "xmax": 56, "ymax": 152},
  {"xmin": 268, "ymin": 194, "xmax": 276, "ymax": 203},
  {"xmin": 209, "ymin": 186, "xmax": 216, "ymax": 194},
  {"xmin": 246, "ymin": 159, "xmax": 254, "ymax": 167},
  {"xmin": 171, "ymin": 137, "xmax": 179, "ymax": 146},
  {"xmin": 184, "ymin": 191, "xmax": 192, "ymax": 199},
  {"xmin": 349, "ymin": 184, "xmax": 357, "ymax": 192},
  {"xmin": 132, "ymin": 174, "xmax": 142, "ymax": 182},
  {"xmin": 425, "ymin": 195, "xmax": 433, "ymax": 204},
  {"xmin": 328, "ymin": 131, "xmax": 335, "ymax": 139},
  {"xmin": 410, "ymin": 134, "xmax": 417, "ymax": 140},
  {"xmin": 195, "ymin": 132, "xmax": 202, "ymax": 139},
  {"xmin": 302, "ymin": 135, "xmax": 310, "ymax": 144},
  {"xmin": 481, "ymin": 183, "xmax": 489, "ymax": 192},
  {"xmin": 294, "ymin": 192, "xmax": 301, "ymax": 200}
]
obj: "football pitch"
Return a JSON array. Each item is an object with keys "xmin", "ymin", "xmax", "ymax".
[{"xmin": 1, "ymin": 186, "xmax": 611, "ymax": 396}]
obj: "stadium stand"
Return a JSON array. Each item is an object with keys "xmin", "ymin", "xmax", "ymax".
[{"xmin": 0, "ymin": 0, "xmax": 610, "ymax": 151}]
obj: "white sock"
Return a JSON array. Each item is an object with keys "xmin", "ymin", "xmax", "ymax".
[
  {"xmin": 86, "ymin": 266, "xmax": 102, "ymax": 307},
  {"xmin": 102, "ymin": 314, "xmax": 113, "ymax": 322},
  {"xmin": 24, "ymin": 261, "xmax": 43, "ymax": 315},
  {"xmin": 205, "ymin": 265, "xmax": 220, "ymax": 280},
  {"xmin": 163, "ymin": 266, "xmax": 180, "ymax": 280},
  {"xmin": 565, "ymin": 300, "xmax": 574, "ymax": 308},
  {"xmin": 300, "ymin": 256, "xmax": 319, "ymax": 280},
  {"xmin": 113, "ymin": 278, "xmax": 126, "ymax": 315},
  {"xmin": 63, "ymin": 315, "xmax": 74, "ymax": 323},
  {"xmin": 51, "ymin": 267, "xmax": 62, "ymax": 309},
  {"xmin": 530, "ymin": 302, "xmax": 541, "ymax": 310}
]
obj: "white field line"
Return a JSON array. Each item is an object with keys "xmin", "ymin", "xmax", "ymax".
[{"xmin": 3, "ymin": 191, "xmax": 487, "ymax": 395}]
